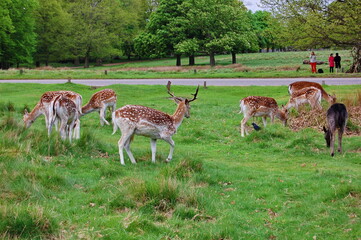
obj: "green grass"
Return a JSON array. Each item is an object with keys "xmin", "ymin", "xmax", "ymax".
[
  {"xmin": 0, "ymin": 83, "xmax": 360, "ymax": 239},
  {"xmin": 1, "ymin": 50, "xmax": 360, "ymax": 79}
]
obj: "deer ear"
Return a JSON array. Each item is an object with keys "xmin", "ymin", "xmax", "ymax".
[
  {"xmin": 24, "ymin": 109, "xmax": 28, "ymax": 114},
  {"xmin": 323, "ymin": 126, "xmax": 327, "ymax": 132}
]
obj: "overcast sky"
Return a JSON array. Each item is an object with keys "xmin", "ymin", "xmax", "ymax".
[{"xmin": 243, "ymin": 0, "xmax": 264, "ymax": 12}]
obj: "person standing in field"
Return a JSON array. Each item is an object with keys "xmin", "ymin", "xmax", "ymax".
[
  {"xmin": 334, "ymin": 53, "xmax": 341, "ymax": 72},
  {"xmin": 309, "ymin": 51, "xmax": 317, "ymax": 73},
  {"xmin": 329, "ymin": 53, "xmax": 335, "ymax": 73}
]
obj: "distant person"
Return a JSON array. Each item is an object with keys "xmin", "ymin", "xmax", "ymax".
[
  {"xmin": 309, "ymin": 51, "xmax": 317, "ymax": 73},
  {"xmin": 334, "ymin": 53, "xmax": 341, "ymax": 72},
  {"xmin": 329, "ymin": 53, "xmax": 335, "ymax": 73}
]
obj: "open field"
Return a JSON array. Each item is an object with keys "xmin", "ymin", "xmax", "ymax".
[
  {"xmin": 1, "ymin": 50, "xmax": 361, "ymax": 79},
  {"xmin": 0, "ymin": 83, "xmax": 360, "ymax": 239}
]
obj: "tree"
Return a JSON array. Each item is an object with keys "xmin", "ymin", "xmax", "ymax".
[
  {"xmin": 260, "ymin": 0, "xmax": 361, "ymax": 72},
  {"xmin": 183, "ymin": 0, "xmax": 255, "ymax": 66},
  {"xmin": 134, "ymin": 0, "xmax": 188, "ymax": 65},
  {"xmin": 34, "ymin": 0, "xmax": 72, "ymax": 66},
  {"xmin": 0, "ymin": 0, "xmax": 37, "ymax": 69}
]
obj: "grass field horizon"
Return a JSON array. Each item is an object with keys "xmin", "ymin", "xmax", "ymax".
[
  {"xmin": 0, "ymin": 82, "xmax": 360, "ymax": 239},
  {"xmin": 1, "ymin": 50, "xmax": 361, "ymax": 80}
]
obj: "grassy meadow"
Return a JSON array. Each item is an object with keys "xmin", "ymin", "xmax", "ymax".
[
  {"xmin": 1, "ymin": 50, "xmax": 361, "ymax": 79},
  {"xmin": 0, "ymin": 82, "xmax": 360, "ymax": 239}
]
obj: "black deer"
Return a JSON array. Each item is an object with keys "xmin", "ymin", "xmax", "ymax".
[{"xmin": 323, "ymin": 103, "xmax": 348, "ymax": 156}]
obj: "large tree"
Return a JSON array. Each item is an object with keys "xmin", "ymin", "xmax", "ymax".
[
  {"xmin": 34, "ymin": 0, "xmax": 72, "ymax": 66},
  {"xmin": 0, "ymin": 0, "xmax": 37, "ymax": 69},
  {"xmin": 261, "ymin": 0, "xmax": 361, "ymax": 72}
]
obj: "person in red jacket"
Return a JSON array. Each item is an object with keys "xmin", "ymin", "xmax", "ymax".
[{"xmin": 329, "ymin": 53, "xmax": 335, "ymax": 73}]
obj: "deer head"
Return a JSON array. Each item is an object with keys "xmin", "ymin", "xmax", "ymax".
[{"xmin": 166, "ymin": 81, "xmax": 199, "ymax": 118}]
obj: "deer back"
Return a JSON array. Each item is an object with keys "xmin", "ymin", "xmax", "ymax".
[{"xmin": 240, "ymin": 96, "xmax": 279, "ymax": 116}]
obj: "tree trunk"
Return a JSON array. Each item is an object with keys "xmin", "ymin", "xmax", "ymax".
[
  {"xmin": 84, "ymin": 51, "xmax": 90, "ymax": 68},
  {"xmin": 347, "ymin": 46, "xmax": 361, "ymax": 73},
  {"xmin": 232, "ymin": 52, "xmax": 237, "ymax": 64},
  {"xmin": 74, "ymin": 57, "xmax": 80, "ymax": 66},
  {"xmin": 189, "ymin": 55, "xmax": 195, "ymax": 66},
  {"xmin": 36, "ymin": 61, "xmax": 40, "ymax": 68},
  {"xmin": 176, "ymin": 54, "xmax": 181, "ymax": 66},
  {"xmin": 210, "ymin": 52, "xmax": 215, "ymax": 66}
]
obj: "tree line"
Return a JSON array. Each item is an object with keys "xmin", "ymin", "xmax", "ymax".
[{"xmin": 1, "ymin": 0, "xmax": 359, "ymax": 72}]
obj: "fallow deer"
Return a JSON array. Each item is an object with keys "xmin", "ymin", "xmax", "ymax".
[
  {"xmin": 82, "ymin": 89, "xmax": 117, "ymax": 126},
  {"xmin": 288, "ymin": 81, "xmax": 336, "ymax": 104},
  {"xmin": 239, "ymin": 96, "xmax": 287, "ymax": 137},
  {"xmin": 284, "ymin": 87, "xmax": 322, "ymax": 111},
  {"xmin": 323, "ymin": 103, "xmax": 348, "ymax": 157},
  {"xmin": 112, "ymin": 81, "xmax": 199, "ymax": 165},
  {"xmin": 23, "ymin": 91, "xmax": 82, "ymax": 137},
  {"xmin": 51, "ymin": 95, "xmax": 81, "ymax": 142}
]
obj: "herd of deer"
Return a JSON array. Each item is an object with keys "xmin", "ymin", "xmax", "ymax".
[{"xmin": 22, "ymin": 81, "xmax": 348, "ymax": 164}]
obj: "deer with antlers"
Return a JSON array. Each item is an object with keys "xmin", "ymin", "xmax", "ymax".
[
  {"xmin": 82, "ymin": 89, "xmax": 117, "ymax": 126},
  {"xmin": 239, "ymin": 96, "xmax": 287, "ymax": 137},
  {"xmin": 51, "ymin": 95, "xmax": 81, "ymax": 142},
  {"xmin": 288, "ymin": 81, "xmax": 336, "ymax": 104},
  {"xmin": 284, "ymin": 87, "xmax": 322, "ymax": 111},
  {"xmin": 112, "ymin": 81, "xmax": 199, "ymax": 165},
  {"xmin": 23, "ymin": 91, "xmax": 82, "ymax": 137}
]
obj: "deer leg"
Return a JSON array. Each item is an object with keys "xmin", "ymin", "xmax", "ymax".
[
  {"xmin": 118, "ymin": 129, "xmax": 135, "ymax": 165},
  {"xmin": 262, "ymin": 116, "xmax": 267, "ymax": 127},
  {"xmin": 124, "ymin": 137, "xmax": 136, "ymax": 164},
  {"xmin": 73, "ymin": 119, "xmax": 80, "ymax": 139},
  {"xmin": 99, "ymin": 105, "xmax": 110, "ymax": 126},
  {"xmin": 241, "ymin": 116, "xmax": 250, "ymax": 137},
  {"xmin": 150, "ymin": 138, "xmax": 157, "ymax": 163},
  {"xmin": 163, "ymin": 137, "xmax": 175, "ymax": 163},
  {"xmin": 330, "ymin": 131, "xmax": 335, "ymax": 157},
  {"xmin": 337, "ymin": 129, "xmax": 343, "ymax": 153},
  {"xmin": 59, "ymin": 120, "xmax": 67, "ymax": 141}
]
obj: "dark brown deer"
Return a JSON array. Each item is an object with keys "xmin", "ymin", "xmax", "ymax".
[
  {"xmin": 112, "ymin": 81, "xmax": 199, "ymax": 165},
  {"xmin": 323, "ymin": 103, "xmax": 348, "ymax": 156}
]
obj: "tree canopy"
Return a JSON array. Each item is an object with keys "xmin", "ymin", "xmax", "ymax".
[{"xmin": 261, "ymin": 0, "xmax": 361, "ymax": 72}]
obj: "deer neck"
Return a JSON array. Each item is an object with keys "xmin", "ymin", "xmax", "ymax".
[
  {"xmin": 82, "ymin": 103, "xmax": 96, "ymax": 115},
  {"xmin": 171, "ymin": 101, "xmax": 187, "ymax": 129},
  {"xmin": 28, "ymin": 103, "xmax": 44, "ymax": 122}
]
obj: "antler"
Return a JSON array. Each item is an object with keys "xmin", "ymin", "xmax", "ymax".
[
  {"xmin": 166, "ymin": 81, "xmax": 176, "ymax": 98},
  {"xmin": 188, "ymin": 85, "xmax": 199, "ymax": 102}
]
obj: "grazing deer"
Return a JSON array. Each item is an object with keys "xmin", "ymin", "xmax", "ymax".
[
  {"xmin": 284, "ymin": 87, "xmax": 322, "ymax": 111},
  {"xmin": 23, "ymin": 91, "xmax": 82, "ymax": 137},
  {"xmin": 51, "ymin": 95, "xmax": 81, "ymax": 142},
  {"xmin": 288, "ymin": 81, "xmax": 336, "ymax": 104},
  {"xmin": 112, "ymin": 81, "xmax": 199, "ymax": 165},
  {"xmin": 82, "ymin": 89, "xmax": 117, "ymax": 126},
  {"xmin": 239, "ymin": 96, "xmax": 287, "ymax": 137},
  {"xmin": 323, "ymin": 103, "xmax": 348, "ymax": 157}
]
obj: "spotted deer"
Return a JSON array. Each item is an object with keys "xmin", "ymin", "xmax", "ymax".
[
  {"xmin": 112, "ymin": 81, "xmax": 199, "ymax": 165},
  {"xmin": 23, "ymin": 91, "xmax": 82, "ymax": 137},
  {"xmin": 82, "ymin": 89, "xmax": 117, "ymax": 126},
  {"xmin": 239, "ymin": 96, "xmax": 287, "ymax": 137},
  {"xmin": 284, "ymin": 87, "xmax": 322, "ymax": 111},
  {"xmin": 51, "ymin": 95, "xmax": 81, "ymax": 142},
  {"xmin": 288, "ymin": 81, "xmax": 336, "ymax": 104},
  {"xmin": 323, "ymin": 103, "xmax": 348, "ymax": 157}
]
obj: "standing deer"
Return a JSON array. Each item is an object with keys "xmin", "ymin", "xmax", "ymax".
[
  {"xmin": 23, "ymin": 91, "xmax": 82, "ymax": 137},
  {"xmin": 288, "ymin": 81, "xmax": 336, "ymax": 104},
  {"xmin": 323, "ymin": 103, "xmax": 348, "ymax": 157},
  {"xmin": 284, "ymin": 87, "xmax": 322, "ymax": 110},
  {"xmin": 82, "ymin": 89, "xmax": 117, "ymax": 126},
  {"xmin": 112, "ymin": 81, "xmax": 199, "ymax": 165},
  {"xmin": 51, "ymin": 95, "xmax": 81, "ymax": 142},
  {"xmin": 239, "ymin": 96, "xmax": 287, "ymax": 137}
]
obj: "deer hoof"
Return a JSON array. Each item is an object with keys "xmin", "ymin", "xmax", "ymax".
[{"xmin": 165, "ymin": 158, "xmax": 171, "ymax": 163}]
